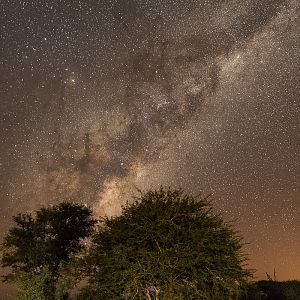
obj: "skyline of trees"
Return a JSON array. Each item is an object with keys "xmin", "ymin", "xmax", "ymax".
[{"xmin": 1, "ymin": 188, "xmax": 298, "ymax": 300}]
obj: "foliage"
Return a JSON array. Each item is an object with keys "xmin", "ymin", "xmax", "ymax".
[
  {"xmin": 14, "ymin": 268, "xmax": 54, "ymax": 300},
  {"xmin": 1, "ymin": 202, "xmax": 97, "ymax": 299},
  {"xmin": 11, "ymin": 265, "xmax": 78, "ymax": 300},
  {"xmin": 78, "ymin": 188, "xmax": 252, "ymax": 299},
  {"xmin": 245, "ymin": 280, "xmax": 300, "ymax": 300}
]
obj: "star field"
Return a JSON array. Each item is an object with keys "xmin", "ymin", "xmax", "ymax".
[{"xmin": 0, "ymin": 0, "xmax": 299, "ymax": 296}]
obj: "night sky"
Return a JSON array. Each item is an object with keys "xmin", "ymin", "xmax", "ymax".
[{"xmin": 0, "ymin": 0, "xmax": 299, "ymax": 294}]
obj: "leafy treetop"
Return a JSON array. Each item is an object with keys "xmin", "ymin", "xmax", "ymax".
[
  {"xmin": 79, "ymin": 188, "xmax": 252, "ymax": 300},
  {"xmin": 1, "ymin": 202, "xmax": 97, "ymax": 279}
]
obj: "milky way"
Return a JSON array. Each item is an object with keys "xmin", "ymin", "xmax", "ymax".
[{"xmin": 0, "ymin": 0, "xmax": 299, "ymax": 295}]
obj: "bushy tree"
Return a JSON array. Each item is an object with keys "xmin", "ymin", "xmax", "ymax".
[
  {"xmin": 1, "ymin": 202, "xmax": 97, "ymax": 299},
  {"xmin": 78, "ymin": 188, "xmax": 252, "ymax": 299}
]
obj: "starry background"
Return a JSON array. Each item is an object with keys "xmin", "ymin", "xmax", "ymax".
[{"xmin": 0, "ymin": 0, "xmax": 299, "ymax": 296}]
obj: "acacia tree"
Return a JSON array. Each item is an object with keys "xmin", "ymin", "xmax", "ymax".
[
  {"xmin": 78, "ymin": 188, "xmax": 252, "ymax": 300},
  {"xmin": 1, "ymin": 202, "xmax": 97, "ymax": 299}
]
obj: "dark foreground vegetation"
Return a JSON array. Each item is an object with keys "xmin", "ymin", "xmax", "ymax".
[
  {"xmin": 245, "ymin": 280, "xmax": 300, "ymax": 300},
  {"xmin": 1, "ymin": 188, "xmax": 299, "ymax": 299}
]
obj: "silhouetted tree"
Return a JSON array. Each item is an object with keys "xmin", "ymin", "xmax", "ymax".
[
  {"xmin": 1, "ymin": 202, "xmax": 97, "ymax": 299},
  {"xmin": 78, "ymin": 188, "xmax": 252, "ymax": 300}
]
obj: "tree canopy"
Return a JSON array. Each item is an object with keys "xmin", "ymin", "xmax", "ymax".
[
  {"xmin": 78, "ymin": 188, "xmax": 252, "ymax": 300},
  {"xmin": 1, "ymin": 202, "xmax": 97, "ymax": 299}
]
